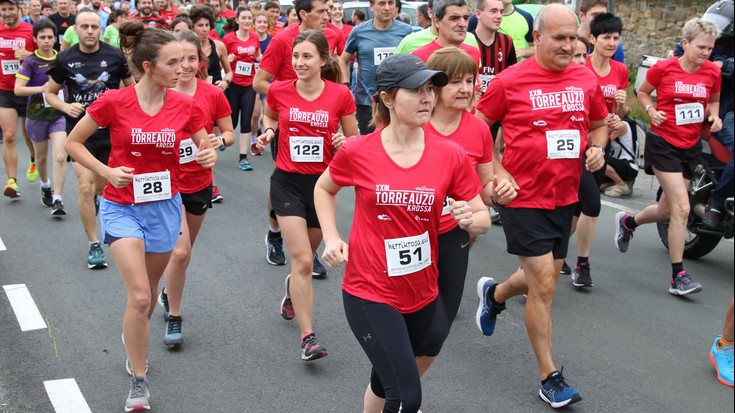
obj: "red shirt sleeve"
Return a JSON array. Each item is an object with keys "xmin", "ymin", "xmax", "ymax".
[
  {"xmin": 476, "ymin": 76, "xmax": 508, "ymax": 122},
  {"xmin": 185, "ymin": 100, "xmax": 207, "ymax": 134},
  {"xmin": 328, "ymin": 138, "xmax": 355, "ymax": 187},
  {"xmin": 86, "ymin": 90, "xmax": 115, "ymax": 128},
  {"xmin": 259, "ymin": 36, "xmax": 285, "ymax": 76},
  {"xmin": 588, "ymin": 83, "xmax": 608, "ymax": 122}
]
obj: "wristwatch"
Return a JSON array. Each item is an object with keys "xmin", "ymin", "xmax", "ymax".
[
  {"xmin": 591, "ymin": 144, "xmax": 605, "ymax": 156},
  {"xmin": 644, "ymin": 104, "xmax": 654, "ymax": 114}
]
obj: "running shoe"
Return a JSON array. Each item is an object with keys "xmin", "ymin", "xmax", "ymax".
[
  {"xmin": 614, "ymin": 211, "xmax": 635, "ymax": 253},
  {"xmin": 312, "ymin": 253, "xmax": 327, "ymax": 279},
  {"xmin": 238, "ymin": 158, "xmax": 253, "ymax": 171},
  {"xmin": 26, "ymin": 163, "xmax": 39, "ymax": 182},
  {"xmin": 87, "ymin": 242, "xmax": 108, "ymax": 269},
  {"xmin": 41, "ymin": 187, "xmax": 53, "ymax": 207},
  {"xmin": 51, "ymin": 199, "xmax": 66, "ymax": 216},
  {"xmin": 710, "ymin": 335, "xmax": 734, "ymax": 387},
  {"xmin": 251, "ymin": 143, "xmax": 263, "ymax": 156},
  {"xmin": 669, "ymin": 271, "xmax": 702, "ymax": 296},
  {"xmin": 571, "ymin": 265, "xmax": 593, "ymax": 288},
  {"xmin": 702, "ymin": 202, "xmax": 723, "ymax": 230},
  {"xmin": 3, "ymin": 178, "xmax": 20, "ymax": 198},
  {"xmin": 301, "ymin": 333, "xmax": 328, "ymax": 361},
  {"xmin": 475, "ymin": 277, "xmax": 506, "ymax": 336},
  {"xmin": 163, "ymin": 315, "xmax": 183, "ymax": 348},
  {"xmin": 125, "ymin": 376, "xmax": 150, "ymax": 412},
  {"xmin": 266, "ymin": 234, "xmax": 287, "ymax": 266},
  {"xmin": 158, "ymin": 289, "xmax": 170, "ymax": 321},
  {"xmin": 560, "ymin": 261, "xmax": 571, "ymax": 275},
  {"xmin": 211, "ymin": 185, "xmax": 223, "ymax": 203},
  {"xmin": 539, "ymin": 369, "xmax": 582, "ymax": 408},
  {"xmin": 280, "ymin": 274, "xmax": 295, "ymax": 320}
]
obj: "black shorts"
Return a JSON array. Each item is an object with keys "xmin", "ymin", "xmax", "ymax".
[
  {"xmin": 605, "ymin": 156, "xmax": 639, "ymax": 183},
  {"xmin": 270, "ymin": 167, "xmax": 321, "ymax": 228},
  {"xmin": 644, "ymin": 131, "xmax": 701, "ymax": 180},
  {"xmin": 181, "ymin": 184, "xmax": 213, "ymax": 216},
  {"xmin": 70, "ymin": 136, "xmax": 111, "ymax": 165},
  {"xmin": 0, "ymin": 90, "xmax": 27, "ymax": 117},
  {"xmin": 497, "ymin": 204, "xmax": 574, "ymax": 259}
]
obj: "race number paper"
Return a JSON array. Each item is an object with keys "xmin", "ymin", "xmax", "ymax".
[
  {"xmin": 133, "ymin": 171, "xmax": 172, "ymax": 203},
  {"xmin": 384, "ymin": 232, "xmax": 431, "ymax": 277},
  {"xmin": 289, "ymin": 136, "xmax": 323, "ymax": 162},
  {"xmin": 546, "ymin": 130, "xmax": 581, "ymax": 159}
]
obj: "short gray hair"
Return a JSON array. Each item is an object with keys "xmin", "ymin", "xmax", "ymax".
[
  {"xmin": 432, "ymin": 0, "xmax": 466, "ymax": 20},
  {"xmin": 534, "ymin": 4, "xmax": 576, "ymax": 35},
  {"xmin": 682, "ymin": 17, "xmax": 720, "ymax": 42}
]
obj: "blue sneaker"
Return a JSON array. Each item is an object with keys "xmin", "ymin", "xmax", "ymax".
[
  {"xmin": 710, "ymin": 336, "xmax": 734, "ymax": 387},
  {"xmin": 87, "ymin": 242, "xmax": 108, "ymax": 269},
  {"xmin": 238, "ymin": 158, "xmax": 253, "ymax": 171},
  {"xmin": 669, "ymin": 271, "xmax": 702, "ymax": 296},
  {"xmin": 163, "ymin": 315, "xmax": 183, "ymax": 348},
  {"xmin": 539, "ymin": 369, "xmax": 582, "ymax": 408},
  {"xmin": 475, "ymin": 277, "xmax": 505, "ymax": 336}
]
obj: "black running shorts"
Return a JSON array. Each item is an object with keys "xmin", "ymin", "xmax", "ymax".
[
  {"xmin": 497, "ymin": 204, "xmax": 575, "ymax": 259},
  {"xmin": 644, "ymin": 131, "xmax": 701, "ymax": 180},
  {"xmin": 270, "ymin": 167, "xmax": 321, "ymax": 228}
]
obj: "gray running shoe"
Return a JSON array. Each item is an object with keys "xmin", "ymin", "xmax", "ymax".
[
  {"xmin": 571, "ymin": 266, "xmax": 593, "ymax": 288},
  {"xmin": 614, "ymin": 211, "xmax": 635, "ymax": 253},
  {"xmin": 163, "ymin": 315, "xmax": 183, "ymax": 348},
  {"xmin": 87, "ymin": 242, "xmax": 108, "ymax": 269},
  {"xmin": 124, "ymin": 376, "xmax": 150, "ymax": 412},
  {"xmin": 669, "ymin": 271, "xmax": 702, "ymax": 296},
  {"xmin": 280, "ymin": 274, "xmax": 294, "ymax": 320}
]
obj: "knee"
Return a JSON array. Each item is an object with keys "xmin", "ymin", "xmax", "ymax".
[
  {"xmin": 291, "ymin": 254, "xmax": 313, "ymax": 277},
  {"xmin": 1, "ymin": 131, "xmax": 17, "ymax": 145},
  {"xmin": 670, "ymin": 200, "xmax": 690, "ymax": 221},
  {"xmin": 581, "ymin": 199, "xmax": 601, "ymax": 217},
  {"xmin": 53, "ymin": 152, "xmax": 67, "ymax": 165},
  {"xmin": 77, "ymin": 182, "xmax": 96, "ymax": 199},
  {"xmin": 34, "ymin": 151, "xmax": 48, "ymax": 164},
  {"xmin": 169, "ymin": 243, "xmax": 191, "ymax": 266},
  {"xmin": 417, "ymin": 316, "xmax": 448, "ymax": 357},
  {"xmin": 128, "ymin": 289, "xmax": 152, "ymax": 315},
  {"xmin": 529, "ymin": 272, "xmax": 556, "ymax": 301},
  {"xmin": 385, "ymin": 388, "xmax": 422, "ymax": 413}
]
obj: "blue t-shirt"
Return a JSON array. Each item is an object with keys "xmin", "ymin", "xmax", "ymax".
[
  {"xmin": 345, "ymin": 19, "xmax": 413, "ymax": 106},
  {"xmin": 259, "ymin": 34, "xmax": 272, "ymax": 54}
]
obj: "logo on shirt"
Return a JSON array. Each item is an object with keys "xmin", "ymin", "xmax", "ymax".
[
  {"xmin": 377, "ymin": 214, "xmax": 392, "ymax": 221},
  {"xmin": 131, "ymin": 128, "xmax": 176, "ymax": 148},
  {"xmin": 237, "ymin": 46, "xmax": 256, "ymax": 55},
  {"xmin": 529, "ymin": 86, "xmax": 586, "ymax": 113},
  {"xmin": 67, "ymin": 62, "xmax": 82, "ymax": 69},
  {"xmin": 498, "ymin": 51, "xmax": 503, "ymax": 62},
  {"xmin": 570, "ymin": 115, "xmax": 585, "ymax": 122},
  {"xmin": 289, "ymin": 108, "xmax": 329, "ymax": 128},
  {"xmin": 533, "ymin": 120, "xmax": 548, "ymax": 127},
  {"xmin": 100, "ymin": 60, "xmax": 108, "ymax": 68},
  {"xmin": 674, "ymin": 81, "xmax": 707, "ymax": 98},
  {"xmin": 0, "ymin": 38, "xmax": 26, "ymax": 50},
  {"xmin": 600, "ymin": 84, "xmax": 617, "ymax": 99},
  {"xmin": 414, "ymin": 215, "xmax": 429, "ymax": 222},
  {"xmin": 375, "ymin": 184, "xmax": 435, "ymax": 213}
]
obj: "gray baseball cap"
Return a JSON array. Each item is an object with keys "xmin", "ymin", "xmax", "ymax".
[{"xmin": 376, "ymin": 54, "xmax": 448, "ymax": 94}]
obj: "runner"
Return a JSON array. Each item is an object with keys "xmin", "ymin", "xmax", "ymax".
[
  {"xmin": 222, "ymin": 6, "xmax": 260, "ymax": 172},
  {"xmin": 471, "ymin": 0, "xmax": 516, "ymax": 96},
  {"xmin": 616, "ymin": 17, "xmax": 722, "ymax": 295},
  {"xmin": 158, "ymin": 28, "xmax": 234, "ymax": 349},
  {"xmin": 0, "ymin": 0, "xmax": 36, "ymax": 199},
  {"xmin": 394, "ymin": 0, "xmax": 479, "ymax": 54},
  {"xmin": 314, "ymin": 53, "xmax": 488, "ymax": 413},
  {"xmin": 577, "ymin": 0, "xmax": 624, "ymax": 63},
  {"xmin": 48, "ymin": 0, "xmax": 75, "ymax": 50},
  {"xmin": 263, "ymin": 0, "xmax": 284, "ymax": 37},
  {"xmin": 247, "ymin": 10, "xmax": 271, "ymax": 157},
  {"xmin": 338, "ymin": 0, "xmax": 412, "ymax": 134},
  {"xmin": 129, "ymin": 0, "xmax": 166, "ymax": 29},
  {"xmin": 14, "ymin": 19, "xmax": 68, "ymax": 214},
  {"xmin": 64, "ymin": 22, "xmax": 217, "ymax": 412},
  {"xmin": 474, "ymin": 5, "xmax": 608, "ymax": 408},
  {"xmin": 255, "ymin": 29, "xmax": 357, "ymax": 361},
  {"xmin": 498, "ymin": 0, "xmax": 534, "ymax": 60},
  {"xmin": 189, "ymin": 4, "xmax": 232, "ymax": 90},
  {"xmin": 411, "ymin": 0, "xmax": 480, "ymax": 66},
  {"xmin": 46, "ymin": 9, "xmax": 135, "ymax": 269}
]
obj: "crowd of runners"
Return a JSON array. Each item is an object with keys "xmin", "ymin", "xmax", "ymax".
[{"xmin": 0, "ymin": 0, "xmax": 733, "ymax": 411}]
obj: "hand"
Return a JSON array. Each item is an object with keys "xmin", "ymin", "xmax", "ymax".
[
  {"xmin": 331, "ymin": 132, "xmax": 347, "ymax": 150},
  {"xmin": 491, "ymin": 174, "xmax": 518, "ymax": 205},
  {"xmin": 14, "ymin": 49, "xmax": 30, "ymax": 59},
  {"xmin": 322, "ymin": 238, "xmax": 348, "ymax": 267},
  {"xmin": 614, "ymin": 89, "xmax": 627, "ymax": 106},
  {"xmin": 256, "ymin": 129, "xmax": 275, "ymax": 150},
  {"xmin": 66, "ymin": 102, "xmax": 85, "ymax": 118},
  {"xmin": 605, "ymin": 113, "xmax": 622, "ymax": 131},
  {"xmin": 585, "ymin": 146, "xmax": 605, "ymax": 172},
  {"xmin": 709, "ymin": 115, "xmax": 723, "ymax": 133},
  {"xmin": 208, "ymin": 133, "xmax": 223, "ymax": 150},
  {"xmin": 227, "ymin": 53, "xmax": 235, "ymax": 63},
  {"xmin": 649, "ymin": 109, "xmax": 667, "ymax": 127},
  {"xmin": 106, "ymin": 166, "xmax": 134, "ymax": 188},
  {"xmin": 216, "ymin": 80, "xmax": 228, "ymax": 91},
  {"xmin": 195, "ymin": 139, "xmax": 217, "ymax": 168},
  {"xmin": 450, "ymin": 199, "xmax": 473, "ymax": 230}
]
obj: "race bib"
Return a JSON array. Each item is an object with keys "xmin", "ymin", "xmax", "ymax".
[
  {"xmin": 178, "ymin": 138, "xmax": 198, "ymax": 164},
  {"xmin": 441, "ymin": 196, "xmax": 451, "ymax": 216},
  {"xmin": 2, "ymin": 60, "xmax": 20, "ymax": 75},
  {"xmin": 289, "ymin": 136, "xmax": 323, "ymax": 162},
  {"xmin": 42, "ymin": 89, "xmax": 64, "ymax": 108},
  {"xmin": 235, "ymin": 61, "xmax": 252, "ymax": 76},
  {"xmin": 373, "ymin": 47, "xmax": 396, "ymax": 66},
  {"xmin": 384, "ymin": 232, "xmax": 431, "ymax": 277},
  {"xmin": 675, "ymin": 102, "xmax": 704, "ymax": 125},
  {"xmin": 546, "ymin": 130, "xmax": 580, "ymax": 159},
  {"xmin": 479, "ymin": 74, "xmax": 494, "ymax": 94},
  {"xmin": 133, "ymin": 171, "xmax": 172, "ymax": 203}
]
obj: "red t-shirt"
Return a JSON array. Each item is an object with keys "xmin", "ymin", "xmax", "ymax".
[
  {"xmin": 423, "ymin": 110, "xmax": 492, "ymax": 234},
  {"xmin": 267, "ymin": 79, "xmax": 356, "ymax": 175},
  {"xmin": 266, "ymin": 20, "xmax": 285, "ymax": 38},
  {"xmin": 178, "ymin": 79, "xmax": 232, "ymax": 193},
  {"xmin": 0, "ymin": 22, "xmax": 36, "ymax": 92},
  {"xmin": 223, "ymin": 31, "xmax": 260, "ymax": 87},
  {"xmin": 87, "ymin": 87, "xmax": 206, "ymax": 204},
  {"xmin": 329, "ymin": 130, "xmax": 482, "ymax": 313},
  {"xmin": 585, "ymin": 56, "xmax": 629, "ymax": 113},
  {"xmin": 259, "ymin": 24, "xmax": 342, "ymax": 81},
  {"xmin": 158, "ymin": 6, "xmax": 179, "ymax": 25},
  {"xmin": 129, "ymin": 13, "xmax": 167, "ymax": 29},
  {"xmin": 220, "ymin": 8, "xmax": 236, "ymax": 19},
  {"xmin": 326, "ymin": 22, "xmax": 345, "ymax": 55},
  {"xmin": 646, "ymin": 57, "xmax": 722, "ymax": 149},
  {"xmin": 476, "ymin": 57, "xmax": 607, "ymax": 209},
  {"xmin": 413, "ymin": 40, "xmax": 481, "ymax": 68}
]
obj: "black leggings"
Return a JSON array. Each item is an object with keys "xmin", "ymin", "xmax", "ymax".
[
  {"xmin": 343, "ymin": 291, "xmax": 437, "ymax": 413},
  {"xmin": 417, "ymin": 225, "xmax": 470, "ymax": 357},
  {"xmin": 225, "ymin": 83, "xmax": 256, "ymax": 134},
  {"xmin": 574, "ymin": 161, "xmax": 605, "ymax": 218}
]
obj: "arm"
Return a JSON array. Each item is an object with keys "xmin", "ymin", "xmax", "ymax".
[
  {"xmin": 339, "ymin": 51, "xmax": 354, "ymax": 86},
  {"xmin": 637, "ymin": 80, "xmax": 666, "ymax": 126},
  {"xmin": 584, "ymin": 118, "xmax": 608, "ymax": 172},
  {"xmin": 256, "ymin": 106, "xmax": 279, "ymax": 150},
  {"xmin": 449, "ymin": 194, "xmax": 491, "ymax": 238},
  {"xmin": 476, "ymin": 110, "xmax": 518, "ymax": 202},
  {"xmin": 14, "ymin": 78, "xmax": 46, "ymax": 97},
  {"xmin": 516, "ymin": 45, "xmax": 535, "ymax": 59},
  {"xmin": 707, "ymin": 93, "xmax": 722, "ymax": 133},
  {"xmin": 216, "ymin": 41, "xmax": 232, "ymax": 90},
  {"xmin": 210, "ymin": 115, "xmax": 236, "ymax": 149},
  {"xmin": 45, "ymin": 78, "xmax": 85, "ymax": 118},
  {"xmin": 253, "ymin": 67, "xmax": 274, "ymax": 95},
  {"xmin": 476, "ymin": 162, "xmax": 494, "ymax": 206},
  {"xmin": 191, "ymin": 128, "xmax": 218, "ymax": 169},
  {"xmin": 314, "ymin": 168, "xmax": 348, "ymax": 267}
]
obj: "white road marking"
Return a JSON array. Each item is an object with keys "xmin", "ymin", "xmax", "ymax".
[
  {"xmin": 44, "ymin": 379, "xmax": 92, "ymax": 413},
  {"xmin": 601, "ymin": 199, "xmax": 637, "ymax": 213},
  {"xmin": 0, "ymin": 236, "xmax": 6, "ymax": 251},
  {"xmin": 2, "ymin": 284, "xmax": 47, "ymax": 331}
]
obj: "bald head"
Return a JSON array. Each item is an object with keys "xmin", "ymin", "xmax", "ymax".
[
  {"xmin": 534, "ymin": 4, "xmax": 577, "ymax": 35},
  {"xmin": 533, "ymin": 4, "xmax": 579, "ymax": 72}
]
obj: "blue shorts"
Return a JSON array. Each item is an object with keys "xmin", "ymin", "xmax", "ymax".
[{"xmin": 100, "ymin": 193, "xmax": 182, "ymax": 253}]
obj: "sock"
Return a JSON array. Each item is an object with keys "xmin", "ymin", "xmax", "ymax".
[
  {"xmin": 268, "ymin": 226, "xmax": 281, "ymax": 234},
  {"xmin": 301, "ymin": 331, "xmax": 314, "ymax": 342},
  {"xmin": 52, "ymin": 194, "xmax": 62, "ymax": 202},
  {"xmin": 41, "ymin": 180, "xmax": 51, "ymax": 188},
  {"xmin": 625, "ymin": 215, "xmax": 638, "ymax": 229},
  {"xmin": 89, "ymin": 241, "xmax": 99, "ymax": 248},
  {"xmin": 30, "ymin": 157, "xmax": 35, "ymax": 163},
  {"xmin": 671, "ymin": 262, "xmax": 684, "ymax": 280},
  {"xmin": 489, "ymin": 282, "xmax": 504, "ymax": 306},
  {"xmin": 718, "ymin": 337, "xmax": 734, "ymax": 349},
  {"xmin": 239, "ymin": 153, "xmax": 248, "ymax": 161},
  {"xmin": 576, "ymin": 256, "xmax": 589, "ymax": 268}
]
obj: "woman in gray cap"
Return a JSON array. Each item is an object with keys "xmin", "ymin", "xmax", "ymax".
[{"xmin": 314, "ymin": 53, "xmax": 491, "ymax": 413}]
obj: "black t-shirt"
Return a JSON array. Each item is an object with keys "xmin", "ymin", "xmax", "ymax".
[
  {"xmin": 48, "ymin": 12, "xmax": 76, "ymax": 50},
  {"xmin": 48, "ymin": 42, "xmax": 132, "ymax": 132}
]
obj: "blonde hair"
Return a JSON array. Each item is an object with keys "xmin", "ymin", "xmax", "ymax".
[
  {"xmin": 427, "ymin": 47, "xmax": 477, "ymax": 110},
  {"xmin": 682, "ymin": 17, "xmax": 720, "ymax": 42}
]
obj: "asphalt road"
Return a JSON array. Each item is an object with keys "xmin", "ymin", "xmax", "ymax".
[{"xmin": 1, "ymin": 137, "xmax": 733, "ymax": 412}]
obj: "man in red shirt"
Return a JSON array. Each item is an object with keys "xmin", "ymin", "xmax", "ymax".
[
  {"xmin": 130, "ymin": 0, "xmax": 166, "ymax": 28},
  {"xmin": 474, "ymin": 4, "xmax": 608, "ymax": 408},
  {"xmin": 412, "ymin": 0, "xmax": 480, "ymax": 66},
  {"xmin": 0, "ymin": 0, "xmax": 36, "ymax": 198},
  {"xmin": 154, "ymin": 0, "xmax": 179, "ymax": 25}
]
